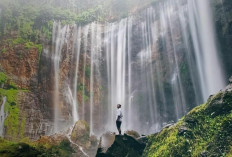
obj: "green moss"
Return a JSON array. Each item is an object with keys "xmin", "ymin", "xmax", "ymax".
[
  {"xmin": 25, "ymin": 41, "xmax": 43, "ymax": 60},
  {"xmin": 83, "ymin": 95, "xmax": 89, "ymax": 102},
  {"xmin": 0, "ymin": 72, "xmax": 24, "ymax": 140},
  {"xmin": 85, "ymin": 66, "xmax": 91, "ymax": 78},
  {"xmin": 0, "ymin": 72, "xmax": 7, "ymax": 84},
  {"xmin": 144, "ymin": 90, "xmax": 232, "ymax": 157},
  {"xmin": 0, "ymin": 138, "xmax": 74, "ymax": 157},
  {"xmin": 19, "ymin": 115, "xmax": 26, "ymax": 139},
  {"xmin": 1, "ymin": 48, "xmax": 6, "ymax": 53},
  {"xmin": 1, "ymin": 88, "xmax": 20, "ymax": 139}
]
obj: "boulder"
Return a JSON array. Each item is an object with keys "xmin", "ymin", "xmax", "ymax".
[
  {"xmin": 96, "ymin": 133, "xmax": 146, "ymax": 157},
  {"xmin": 125, "ymin": 130, "xmax": 140, "ymax": 138},
  {"xmin": 71, "ymin": 120, "xmax": 90, "ymax": 148},
  {"xmin": 96, "ymin": 132, "xmax": 116, "ymax": 155}
]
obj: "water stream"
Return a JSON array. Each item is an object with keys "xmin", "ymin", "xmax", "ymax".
[{"xmin": 0, "ymin": 97, "xmax": 7, "ymax": 136}]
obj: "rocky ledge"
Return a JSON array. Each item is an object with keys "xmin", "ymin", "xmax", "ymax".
[{"xmin": 96, "ymin": 131, "xmax": 147, "ymax": 157}]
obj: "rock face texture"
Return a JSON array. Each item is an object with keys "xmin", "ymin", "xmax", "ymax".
[{"xmin": 96, "ymin": 133, "xmax": 147, "ymax": 157}]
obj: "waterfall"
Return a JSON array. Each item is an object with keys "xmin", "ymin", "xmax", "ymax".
[
  {"xmin": 72, "ymin": 26, "xmax": 82, "ymax": 122},
  {"xmin": 188, "ymin": 0, "xmax": 226, "ymax": 100},
  {"xmin": 50, "ymin": 0, "xmax": 226, "ymax": 135},
  {"xmin": 0, "ymin": 97, "xmax": 7, "ymax": 136}
]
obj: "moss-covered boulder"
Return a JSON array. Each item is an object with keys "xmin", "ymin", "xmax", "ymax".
[
  {"xmin": 143, "ymin": 81, "xmax": 232, "ymax": 157},
  {"xmin": 71, "ymin": 120, "xmax": 90, "ymax": 148}
]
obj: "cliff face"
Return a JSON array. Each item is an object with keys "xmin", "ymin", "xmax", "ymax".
[{"xmin": 0, "ymin": 38, "xmax": 54, "ymax": 140}]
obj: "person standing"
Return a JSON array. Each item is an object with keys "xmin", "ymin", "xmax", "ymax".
[{"xmin": 116, "ymin": 104, "xmax": 123, "ymax": 135}]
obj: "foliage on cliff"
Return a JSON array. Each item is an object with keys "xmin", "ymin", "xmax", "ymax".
[
  {"xmin": 0, "ymin": 72, "xmax": 27, "ymax": 140},
  {"xmin": 143, "ymin": 84, "xmax": 232, "ymax": 157},
  {"xmin": 0, "ymin": 0, "xmax": 161, "ymax": 43}
]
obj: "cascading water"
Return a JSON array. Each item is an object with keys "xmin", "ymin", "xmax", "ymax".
[
  {"xmin": 50, "ymin": 0, "xmax": 226, "ymax": 135},
  {"xmin": 52, "ymin": 22, "xmax": 71, "ymax": 132},
  {"xmin": 0, "ymin": 97, "xmax": 7, "ymax": 136},
  {"xmin": 188, "ymin": 0, "xmax": 226, "ymax": 100}
]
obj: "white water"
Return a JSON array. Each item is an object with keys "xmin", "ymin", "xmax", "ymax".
[
  {"xmin": 189, "ymin": 0, "xmax": 226, "ymax": 100},
  {"xmin": 50, "ymin": 0, "xmax": 226, "ymax": 135},
  {"xmin": 0, "ymin": 97, "xmax": 7, "ymax": 136},
  {"xmin": 72, "ymin": 26, "xmax": 82, "ymax": 122}
]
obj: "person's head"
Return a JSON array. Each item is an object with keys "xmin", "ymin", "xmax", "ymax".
[{"xmin": 117, "ymin": 104, "xmax": 121, "ymax": 108}]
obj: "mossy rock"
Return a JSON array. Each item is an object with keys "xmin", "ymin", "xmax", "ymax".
[
  {"xmin": 143, "ymin": 81, "xmax": 232, "ymax": 157},
  {"xmin": 71, "ymin": 120, "xmax": 90, "ymax": 147},
  {"xmin": 206, "ymin": 91, "xmax": 232, "ymax": 117}
]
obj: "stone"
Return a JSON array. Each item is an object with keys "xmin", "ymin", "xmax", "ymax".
[
  {"xmin": 184, "ymin": 116, "xmax": 198, "ymax": 128},
  {"xmin": 229, "ymin": 76, "xmax": 232, "ymax": 84},
  {"xmin": 96, "ymin": 133, "xmax": 146, "ymax": 157},
  {"xmin": 125, "ymin": 130, "xmax": 140, "ymax": 138},
  {"xmin": 96, "ymin": 132, "xmax": 116, "ymax": 155},
  {"xmin": 71, "ymin": 120, "xmax": 90, "ymax": 147},
  {"xmin": 178, "ymin": 125, "xmax": 193, "ymax": 138},
  {"xmin": 137, "ymin": 136, "xmax": 148, "ymax": 145}
]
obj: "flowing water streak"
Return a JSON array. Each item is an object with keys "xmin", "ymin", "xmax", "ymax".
[
  {"xmin": 53, "ymin": 22, "xmax": 70, "ymax": 132},
  {"xmin": 72, "ymin": 26, "xmax": 82, "ymax": 122},
  {"xmin": 127, "ymin": 18, "xmax": 132, "ymax": 129},
  {"xmin": 89, "ymin": 22, "xmax": 100, "ymax": 134},
  {"xmin": 0, "ymin": 97, "xmax": 7, "ymax": 136},
  {"xmin": 166, "ymin": 1, "xmax": 187, "ymax": 119},
  {"xmin": 188, "ymin": 0, "xmax": 226, "ymax": 100},
  {"xmin": 82, "ymin": 25, "xmax": 89, "ymax": 120}
]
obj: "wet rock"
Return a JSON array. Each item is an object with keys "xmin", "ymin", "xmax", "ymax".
[
  {"xmin": 96, "ymin": 134, "xmax": 146, "ymax": 157},
  {"xmin": 229, "ymin": 76, "xmax": 232, "ymax": 84},
  {"xmin": 163, "ymin": 122, "xmax": 175, "ymax": 129},
  {"xmin": 71, "ymin": 120, "xmax": 90, "ymax": 148},
  {"xmin": 137, "ymin": 136, "xmax": 148, "ymax": 145},
  {"xmin": 178, "ymin": 125, "xmax": 193, "ymax": 138},
  {"xmin": 125, "ymin": 130, "xmax": 140, "ymax": 138},
  {"xmin": 96, "ymin": 132, "xmax": 116, "ymax": 155},
  {"xmin": 206, "ymin": 90, "xmax": 232, "ymax": 117},
  {"xmin": 70, "ymin": 120, "xmax": 99, "ymax": 156},
  {"xmin": 184, "ymin": 115, "xmax": 198, "ymax": 128}
]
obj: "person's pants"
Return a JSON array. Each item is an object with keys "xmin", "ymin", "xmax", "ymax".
[{"xmin": 116, "ymin": 120, "xmax": 122, "ymax": 130}]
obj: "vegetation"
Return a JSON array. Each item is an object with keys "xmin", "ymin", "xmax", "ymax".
[
  {"xmin": 0, "ymin": 138, "xmax": 74, "ymax": 157},
  {"xmin": 0, "ymin": 72, "xmax": 26, "ymax": 140},
  {"xmin": 78, "ymin": 83, "xmax": 90, "ymax": 102},
  {"xmin": 143, "ymin": 88, "xmax": 232, "ymax": 157},
  {"xmin": 1, "ymin": 38, "xmax": 43, "ymax": 61}
]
